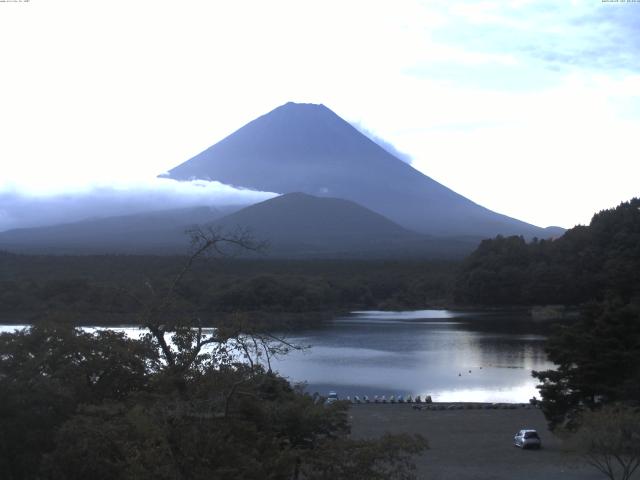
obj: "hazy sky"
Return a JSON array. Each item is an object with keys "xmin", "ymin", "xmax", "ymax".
[{"xmin": 1, "ymin": 0, "xmax": 638, "ymax": 229}]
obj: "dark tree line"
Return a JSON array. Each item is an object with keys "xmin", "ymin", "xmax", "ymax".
[
  {"xmin": 454, "ymin": 198, "xmax": 640, "ymax": 307},
  {"xmin": 533, "ymin": 301, "xmax": 640, "ymax": 430},
  {"xmin": 0, "ymin": 255, "xmax": 456, "ymax": 324}
]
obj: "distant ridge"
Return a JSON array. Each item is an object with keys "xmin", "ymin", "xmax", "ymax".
[
  {"xmin": 0, "ymin": 206, "xmax": 226, "ymax": 254},
  {"xmin": 164, "ymin": 102, "xmax": 558, "ymax": 238},
  {"xmin": 0, "ymin": 194, "xmax": 481, "ymax": 258}
]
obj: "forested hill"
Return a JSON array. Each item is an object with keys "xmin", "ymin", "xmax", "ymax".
[
  {"xmin": 0, "ymin": 255, "xmax": 456, "ymax": 324},
  {"xmin": 454, "ymin": 198, "xmax": 640, "ymax": 306}
]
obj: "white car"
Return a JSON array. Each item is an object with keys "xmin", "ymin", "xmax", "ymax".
[
  {"xmin": 325, "ymin": 391, "xmax": 339, "ymax": 405},
  {"xmin": 514, "ymin": 429, "xmax": 541, "ymax": 449}
]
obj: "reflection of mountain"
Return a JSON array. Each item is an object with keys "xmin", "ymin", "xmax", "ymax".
[{"xmin": 164, "ymin": 102, "xmax": 559, "ymax": 238}]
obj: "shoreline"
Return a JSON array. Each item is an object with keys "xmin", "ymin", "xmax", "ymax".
[{"xmin": 347, "ymin": 401, "xmax": 539, "ymax": 409}]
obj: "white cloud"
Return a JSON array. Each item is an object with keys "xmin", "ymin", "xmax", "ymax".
[
  {"xmin": 407, "ymin": 73, "xmax": 640, "ymax": 227},
  {"xmin": 0, "ymin": 178, "xmax": 277, "ymax": 232}
]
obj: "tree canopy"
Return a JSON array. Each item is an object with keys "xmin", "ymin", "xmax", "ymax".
[
  {"xmin": 532, "ymin": 301, "xmax": 640, "ymax": 430},
  {"xmin": 454, "ymin": 198, "xmax": 640, "ymax": 307}
]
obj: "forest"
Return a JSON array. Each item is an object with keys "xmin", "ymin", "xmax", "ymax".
[
  {"xmin": 0, "ymin": 253, "xmax": 456, "ymax": 325},
  {"xmin": 454, "ymin": 198, "xmax": 640, "ymax": 307}
]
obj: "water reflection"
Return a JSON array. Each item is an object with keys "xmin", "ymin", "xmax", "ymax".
[
  {"xmin": 350, "ymin": 309, "xmax": 465, "ymax": 320},
  {"xmin": 272, "ymin": 310, "xmax": 554, "ymax": 402},
  {"xmin": 0, "ymin": 310, "xmax": 556, "ymax": 402}
]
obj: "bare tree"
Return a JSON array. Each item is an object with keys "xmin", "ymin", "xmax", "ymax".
[
  {"xmin": 123, "ymin": 224, "xmax": 308, "ymax": 409},
  {"xmin": 567, "ymin": 405, "xmax": 640, "ymax": 480},
  {"xmin": 125, "ymin": 227, "xmax": 268, "ymax": 372}
]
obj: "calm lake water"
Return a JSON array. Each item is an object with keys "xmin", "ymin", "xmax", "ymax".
[
  {"xmin": 271, "ymin": 310, "xmax": 554, "ymax": 403},
  {"xmin": 0, "ymin": 309, "xmax": 554, "ymax": 403}
]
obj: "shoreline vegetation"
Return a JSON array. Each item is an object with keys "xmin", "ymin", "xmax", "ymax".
[
  {"xmin": 0, "ymin": 250, "xmax": 581, "ymax": 328},
  {"xmin": 0, "ymin": 254, "xmax": 459, "ymax": 327},
  {"xmin": 0, "ymin": 304, "xmax": 579, "ymax": 328}
]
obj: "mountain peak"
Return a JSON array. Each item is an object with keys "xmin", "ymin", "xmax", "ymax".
[
  {"xmin": 163, "ymin": 103, "xmax": 552, "ymax": 238},
  {"xmin": 256, "ymin": 101, "xmax": 341, "ymax": 129},
  {"xmin": 280, "ymin": 101, "xmax": 327, "ymax": 110}
]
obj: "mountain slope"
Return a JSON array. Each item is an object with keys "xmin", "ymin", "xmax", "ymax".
[
  {"xmin": 164, "ymin": 102, "xmax": 554, "ymax": 238},
  {"xmin": 0, "ymin": 193, "xmax": 481, "ymax": 258},
  {"xmin": 210, "ymin": 193, "xmax": 479, "ymax": 258},
  {"xmin": 214, "ymin": 192, "xmax": 412, "ymax": 243},
  {"xmin": 0, "ymin": 206, "xmax": 226, "ymax": 254}
]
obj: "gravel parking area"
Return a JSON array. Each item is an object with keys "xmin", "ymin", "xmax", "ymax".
[{"xmin": 349, "ymin": 404, "xmax": 602, "ymax": 480}]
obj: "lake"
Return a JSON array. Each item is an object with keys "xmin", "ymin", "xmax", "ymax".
[
  {"xmin": 0, "ymin": 309, "xmax": 554, "ymax": 403},
  {"xmin": 271, "ymin": 310, "xmax": 554, "ymax": 403}
]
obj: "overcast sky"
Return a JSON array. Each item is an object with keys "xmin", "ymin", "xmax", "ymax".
[{"xmin": 1, "ymin": 0, "xmax": 638, "ymax": 229}]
